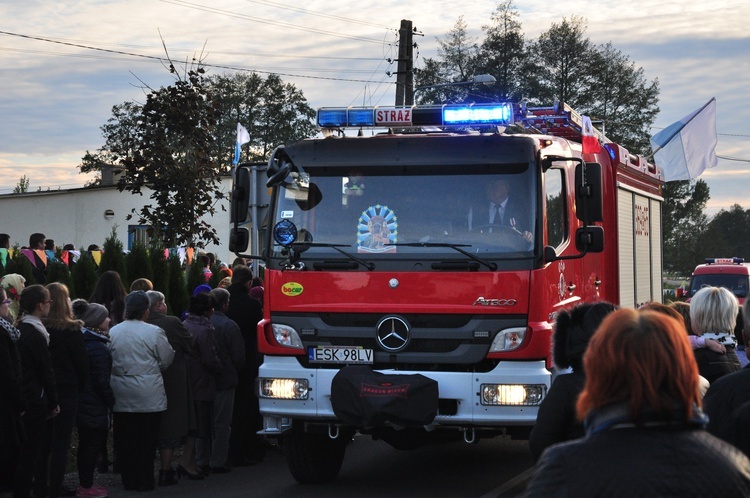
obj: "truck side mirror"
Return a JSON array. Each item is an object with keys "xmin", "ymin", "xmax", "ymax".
[
  {"xmin": 575, "ymin": 163, "xmax": 603, "ymax": 224},
  {"xmin": 231, "ymin": 166, "xmax": 251, "ymax": 223},
  {"xmin": 229, "ymin": 228, "xmax": 250, "ymax": 253},
  {"xmin": 575, "ymin": 226, "xmax": 604, "ymax": 253}
]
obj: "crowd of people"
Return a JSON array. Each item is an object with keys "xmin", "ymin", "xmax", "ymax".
[
  {"xmin": 0, "ymin": 250, "xmax": 266, "ymax": 497},
  {"xmin": 525, "ymin": 287, "xmax": 750, "ymax": 495},
  {"xmin": 4, "ymin": 229, "xmax": 750, "ymax": 496}
]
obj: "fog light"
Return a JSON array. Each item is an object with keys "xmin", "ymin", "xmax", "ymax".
[
  {"xmin": 258, "ymin": 378, "xmax": 309, "ymax": 400},
  {"xmin": 480, "ymin": 384, "xmax": 545, "ymax": 406}
]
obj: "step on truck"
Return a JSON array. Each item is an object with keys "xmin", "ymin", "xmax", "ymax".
[{"xmin": 230, "ymin": 101, "xmax": 664, "ymax": 483}]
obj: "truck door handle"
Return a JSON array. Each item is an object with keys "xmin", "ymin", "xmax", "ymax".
[{"xmin": 567, "ymin": 283, "xmax": 577, "ymax": 292}]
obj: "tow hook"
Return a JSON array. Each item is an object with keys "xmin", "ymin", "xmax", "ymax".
[
  {"xmin": 328, "ymin": 424, "xmax": 341, "ymax": 440},
  {"xmin": 462, "ymin": 427, "xmax": 477, "ymax": 444}
]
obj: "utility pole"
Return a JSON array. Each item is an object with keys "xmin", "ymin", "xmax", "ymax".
[{"xmin": 394, "ymin": 19, "xmax": 414, "ymax": 106}]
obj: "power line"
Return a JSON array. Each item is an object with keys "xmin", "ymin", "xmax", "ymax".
[
  {"xmin": 238, "ymin": 0, "xmax": 393, "ymax": 30},
  {"xmin": 159, "ymin": 0, "xmax": 390, "ymax": 45},
  {"xmin": 0, "ymin": 31, "xmax": 395, "ymax": 84}
]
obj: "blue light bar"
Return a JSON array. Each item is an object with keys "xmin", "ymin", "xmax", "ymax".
[
  {"xmin": 317, "ymin": 103, "xmax": 516, "ymax": 128},
  {"xmin": 443, "ymin": 104, "xmax": 513, "ymax": 125},
  {"xmin": 348, "ymin": 108, "xmax": 375, "ymax": 127}
]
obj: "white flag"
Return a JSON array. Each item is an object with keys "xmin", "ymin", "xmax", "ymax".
[
  {"xmin": 650, "ymin": 98, "xmax": 718, "ymax": 181},
  {"xmin": 234, "ymin": 123, "xmax": 251, "ymax": 165}
]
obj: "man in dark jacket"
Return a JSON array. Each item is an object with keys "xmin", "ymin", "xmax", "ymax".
[
  {"xmin": 704, "ymin": 305, "xmax": 750, "ymax": 456},
  {"xmin": 225, "ymin": 265, "xmax": 264, "ymax": 465},
  {"xmin": 196, "ymin": 288, "xmax": 245, "ymax": 473}
]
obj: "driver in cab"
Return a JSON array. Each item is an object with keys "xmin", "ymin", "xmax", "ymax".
[{"xmin": 467, "ymin": 178, "xmax": 533, "ymax": 243}]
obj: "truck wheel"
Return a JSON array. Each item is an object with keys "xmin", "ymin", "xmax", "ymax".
[{"xmin": 283, "ymin": 426, "xmax": 348, "ymax": 484}]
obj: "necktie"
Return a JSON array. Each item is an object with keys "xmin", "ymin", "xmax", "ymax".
[{"xmin": 496, "ymin": 204, "xmax": 505, "ymax": 225}]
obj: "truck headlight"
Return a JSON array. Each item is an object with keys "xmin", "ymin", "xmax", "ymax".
[
  {"xmin": 272, "ymin": 323, "xmax": 303, "ymax": 349},
  {"xmin": 480, "ymin": 384, "xmax": 546, "ymax": 406},
  {"xmin": 258, "ymin": 378, "xmax": 309, "ymax": 400}
]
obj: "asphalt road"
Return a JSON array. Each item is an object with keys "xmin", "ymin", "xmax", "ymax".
[{"xmin": 106, "ymin": 434, "xmax": 534, "ymax": 497}]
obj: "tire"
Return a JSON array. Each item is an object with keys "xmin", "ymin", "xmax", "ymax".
[{"xmin": 283, "ymin": 425, "xmax": 348, "ymax": 484}]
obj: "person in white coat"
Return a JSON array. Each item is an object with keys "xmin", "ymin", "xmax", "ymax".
[{"xmin": 109, "ymin": 291, "xmax": 174, "ymax": 492}]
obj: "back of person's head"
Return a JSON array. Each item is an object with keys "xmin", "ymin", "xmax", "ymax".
[
  {"xmin": 44, "ymin": 239, "xmax": 56, "ymax": 251},
  {"xmin": 639, "ymin": 302, "xmax": 688, "ymax": 336},
  {"xmin": 0, "ymin": 233, "xmax": 10, "ymax": 248},
  {"xmin": 669, "ymin": 301, "xmax": 694, "ymax": 335},
  {"xmin": 44, "ymin": 282, "xmax": 79, "ymax": 329},
  {"xmin": 18, "ymin": 284, "xmax": 49, "ymax": 315},
  {"xmin": 231, "ymin": 265, "xmax": 254, "ymax": 286},
  {"xmin": 690, "ymin": 286, "xmax": 739, "ymax": 335},
  {"xmin": 87, "ymin": 244, "xmax": 102, "ymax": 252},
  {"xmin": 553, "ymin": 301, "xmax": 617, "ymax": 371},
  {"xmin": 210, "ymin": 288, "xmax": 230, "ymax": 309},
  {"xmin": 188, "ymin": 292, "xmax": 215, "ymax": 316},
  {"xmin": 62, "ymin": 243, "xmax": 75, "ymax": 251},
  {"xmin": 90, "ymin": 271, "xmax": 127, "ymax": 302},
  {"xmin": 146, "ymin": 290, "xmax": 166, "ymax": 311},
  {"xmin": 124, "ymin": 291, "xmax": 150, "ymax": 320},
  {"xmin": 577, "ymin": 308, "xmax": 700, "ymax": 425},
  {"xmin": 251, "ymin": 277, "xmax": 263, "ymax": 288},
  {"xmin": 29, "ymin": 233, "xmax": 45, "ymax": 249},
  {"xmin": 130, "ymin": 278, "xmax": 154, "ymax": 292}
]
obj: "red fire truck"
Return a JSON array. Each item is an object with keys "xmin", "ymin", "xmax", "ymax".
[
  {"xmin": 230, "ymin": 101, "xmax": 663, "ymax": 483},
  {"xmin": 688, "ymin": 257, "xmax": 749, "ymax": 305}
]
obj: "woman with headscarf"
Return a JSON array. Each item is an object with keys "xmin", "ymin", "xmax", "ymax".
[
  {"xmin": 0, "ymin": 285, "xmax": 23, "ymax": 493},
  {"xmin": 1, "ymin": 273, "xmax": 26, "ymax": 322}
]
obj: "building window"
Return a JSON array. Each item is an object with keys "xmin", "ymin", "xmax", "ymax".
[{"xmin": 128, "ymin": 225, "xmax": 151, "ymax": 250}]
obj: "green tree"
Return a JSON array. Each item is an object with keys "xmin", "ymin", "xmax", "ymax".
[
  {"xmin": 698, "ymin": 205, "xmax": 750, "ymax": 259},
  {"xmin": 13, "ymin": 175, "xmax": 30, "ymax": 194},
  {"xmin": 124, "ymin": 241, "xmax": 152, "ymax": 289},
  {"xmin": 186, "ymin": 258, "xmax": 206, "ymax": 296},
  {"xmin": 415, "ymin": 16, "xmax": 479, "ymax": 104},
  {"xmin": 149, "ymin": 240, "xmax": 170, "ymax": 295},
  {"xmin": 16, "ymin": 254, "xmax": 36, "ymax": 286},
  {"xmin": 210, "ymin": 73, "xmax": 317, "ymax": 165},
  {"xmin": 521, "ymin": 16, "xmax": 594, "ymax": 106},
  {"xmin": 71, "ymin": 252, "xmax": 99, "ymax": 301},
  {"xmin": 100, "ymin": 227, "xmax": 126, "ymax": 277},
  {"xmin": 167, "ymin": 253, "xmax": 189, "ymax": 316},
  {"xmin": 475, "ymin": 0, "xmax": 527, "ymax": 101},
  {"xmin": 662, "ymin": 180, "xmax": 710, "ymax": 274},
  {"xmin": 46, "ymin": 260, "xmax": 73, "ymax": 294},
  {"xmin": 582, "ymin": 42, "xmax": 660, "ymax": 154}
]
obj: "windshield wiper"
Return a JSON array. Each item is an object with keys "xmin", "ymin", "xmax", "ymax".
[
  {"xmin": 292, "ymin": 242, "xmax": 375, "ymax": 271},
  {"xmin": 388, "ymin": 242, "xmax": 497, "ymax": 271}
]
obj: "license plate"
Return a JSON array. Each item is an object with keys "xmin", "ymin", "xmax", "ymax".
[{"xmin": 308, "ymin": 346, "xmax": 373, "ymax": 364}]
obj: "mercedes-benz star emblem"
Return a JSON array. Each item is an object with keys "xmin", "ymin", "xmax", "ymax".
[{"xmin": 376, "ymin": 316, "xmax": 410, "ymax": 352}]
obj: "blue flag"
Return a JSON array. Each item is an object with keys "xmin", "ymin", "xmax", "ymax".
[
  {"xmin": 650, "ymin": 98, "xmax": 718, "ymax": 181},
  {"xmin": 233, "ymin": 123, "xmax": 250, "ymax": 165}
]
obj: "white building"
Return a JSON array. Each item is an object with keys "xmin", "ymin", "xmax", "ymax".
[{"xmin": 0, "ymin": 176, "xmax": 234, "ymax": 263}]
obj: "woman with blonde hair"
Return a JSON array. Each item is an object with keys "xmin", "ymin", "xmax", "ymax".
[
  {"xmin": 525, "ymin": 308, "xmax": 750, "ymax": 496},
  {"xmin": 690, "ymin": 286, "xmax": 742, "ymax": 383},
  {"xmin": 37, "ymin": 283, "xmax": 89, "ymax": 498}
]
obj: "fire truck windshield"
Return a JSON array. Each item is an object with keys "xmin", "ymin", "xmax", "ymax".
[{"xmin": 269, "ymin": 166, "xmax": 536, "ymax": 266}]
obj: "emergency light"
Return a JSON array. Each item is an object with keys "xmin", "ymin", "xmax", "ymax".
[
  {"xmin": 317, "ymin": 103, "xmax": 516, "ymax": 129},
  {"xmin": 705, "ymin": 257, "xmax": 745, "ymax": 265}
]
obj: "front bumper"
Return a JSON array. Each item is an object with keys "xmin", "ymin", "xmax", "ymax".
[{"xmin": 257, "ymin": 355, "xmax": 550, "ymax": 435}]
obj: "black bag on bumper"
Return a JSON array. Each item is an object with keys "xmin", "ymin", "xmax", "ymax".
[{"xmin": 330, "ymin": 366, "xmax": 439, "ymax": 427}]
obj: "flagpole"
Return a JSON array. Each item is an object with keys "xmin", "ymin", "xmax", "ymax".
[{"xmin": 647, "ymin": 97, "xmax": 716, "ymax": 161}]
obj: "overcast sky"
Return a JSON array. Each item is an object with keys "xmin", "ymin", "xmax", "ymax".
[{"xmin": 1, "ymin": 0, "xmax": 748, "ymax": 214}]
